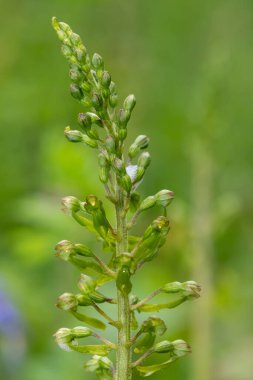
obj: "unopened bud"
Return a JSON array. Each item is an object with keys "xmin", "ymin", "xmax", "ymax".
[
  {"xmin": 64, "ymin": 126, "xmax": 83, "ymax": 142},
  {"xmin": 118, "ymin": 108, "xmax": 130, "ymax": 127},
  {"xmin": 69, "ymin": 65, "xmax": 83, "ymax": 83},
  {"xmin": 123, "ymin": 94, "xmax": 136, "ymax": 112},
  {"xmin": 55, "ymin": 240, "xmax": 75, "ymax": 261},
  {"xmin": 71, "ymin": 326, "xmax": 92, "ymax": 338},
  {"xmin": 113, "ymin": 157, "xmax": 125, "ymax": 174},
  {"xmin": 80, "ymin": 81, "xmax": 91, "ymax": 93},
  {"xmin": 54, "ymin": 328, "xmax": 73, "ymax": 351},
  {"xmin": 58, "ymin": 21, "xmax": 71, "ymax": 34},
  {"xmin": 92, "ymin": 53, "xmax": 104, "ymax": 69},
  {"xmin": 154, "ymin": 340, "xmax": 174, "ymax": 353},
  {"xmin": 101, "ymin": 71, "xmax": 111, "ymax": 88},
  {"xmin": 78, "ymin": 112, "xmax": 92, "ymax": 128},
  {"xmin": 98, "ymin": 153, "xmax": 110, "ymax": 183},
  {"xmin": 82, "ymin": 134, "xmax": 98, "ymax": 148},
  {"xmin": 70, "ymin": 83, "xmax": 83, "ymax": 100},
  {"xmin": 155, "ymin": 189, "xmax": 174, "ymax": 207},
  {"xmin": 91, "ymin": 93, "xmax": 103, "ymax": 111},
  {"xmin": 69, "ymin": 32, "xmax": 82, "ymax": 46},
  {"xmin": 78, "ymin": 274, "xmax": 96, "ymax": 294},
  {"xmin": 74, "ymin": 243, "xmax": 93, "ymax": 257},
  {"xmin": 128, "ymin": 135, "xmax": 149, "ymax": 159},
  {"xmin": 61, "ymin": 196, "xmax": 81, "ymax": 213},
  {"xmin": 120, "ymin": 174, "xmax": 132, "ymax": 193},
  {"xmin": 73, "ymin": 45, "xmax": 86, "ymax": 62},
  {"xmin": 109, "ymin": 94, "xmax": 118, "ymax": 108},
  {"xmin": 161, "ymin": 281, "xmax": 201, "ymax": 299},
  {"xmin": 129, "ymin": 192, "xmax": 141, "ymax": 212},
  {"xmin": 61, "ymin": 45, "xmax": 72, "ymax": 59},
  {"xmin": 139, "ymin": 195, "xmax": 156, "ymax": 211},
  {"xmin": 138, "ymin": 152, "xmax": 151, "ymax": 169},
  {"xmin": 56, "ymin": 293, "xmax": 78, "ymax": 311},
  {"xmin": 105, "ymin": 135, "xmax": 116, "ymax": 153},
  {"xmin": 173, "ymin": 339, "xmax": 191, "ymax": 356}
]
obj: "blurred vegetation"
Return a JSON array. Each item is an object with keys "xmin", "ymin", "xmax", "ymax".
[{"xmin": 1, "ymin": 0, "xmax": 253, "ymax": 379}]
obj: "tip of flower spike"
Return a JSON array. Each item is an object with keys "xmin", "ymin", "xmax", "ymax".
[{"xmin": 52, "ymin": 17, "xmax": 59, "ymax": 29}]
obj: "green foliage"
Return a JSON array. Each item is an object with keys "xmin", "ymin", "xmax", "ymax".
[{"xmin": 51, "ymin": 17, "xmax": 201, "ymax": 379}]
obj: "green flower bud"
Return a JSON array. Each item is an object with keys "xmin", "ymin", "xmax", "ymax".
[
  {"xmin": 92, "ymin": 53, "xmax": 104, "ymax": 69},
  {"xmin": 109, "ymin": 93, "xmax": 118, "ymax": 108},
  {"xmin": 91, "ymin": 93, "xmax": 103, "ymax": 111},
  {"xmin": 118, "ymin": 128, "xmax": 127, "ymax": 141},
  {"xmin": 78, "ymin": 112, "xmax": 92, "ymax": 128},
  {"xmin": 154, "ymin": 340, "xmax": 174, "ymax": 353},
  {"xmin": 86, "ymin": 112, "xmax": 103, "ymax": 127},
  {"xmin": 55, "ymin": 240, "xmax": 75, "ymax": 261},
  {"xmin": 69, "ymin": 32, "xmax": 82, "ymax": 46},
  {"xmin": 172, "ymin": 339, "xmax": 191, "ymax": 356},
  {"xmin": 109, "ymin": 81, "xmax": 116, "ymax": 94},
  {"xmin": 61, "ymin": 45, "xmax": 72, "ymax": 59},
  {"xmin": 138, "ymin": 151, "xmax": 151, "ymax": 169},
  {"xmin": 58, "ymin": 21, "xmax": 72, "ymax": 34},
  {"xmin": 82, "ymin": 134, "xmax": 98, "ymax": 148},
  {"xmin": 64, "ymin": 126, "xmax": 83, "ymax": 143},
  {"xmin": 161, "ymin": 281, "xmax": 201, "ymax": 299},
  {"xmin": 120, "ymin": 174, "xmax": 132, "ymax": 193},
  {"xmin": 113, "ymin": 157, "xmax": 125, "ymax": 175},
  {"xmin": 116, "ymin": 265, "xmax": 132, "ymax": 294},
  {"xmin": 98, "ymin": 153, "xmax": 110, "ymax": 183},
  {"xmin": 118, "ymin": 108, "xmax": 130, "ymax": 127},
  {"xmin": 69, "ymin": 65, "xmax": 83, "ymax": 83},
  {"xmin": 139, "ymin": 196, "xmax": 156, "ymax": 211},
  {"xmin": 129, "ymin": 192, "xmax": 141, "ymax": 212},
  {"xmin": 69, "ymin": 83, "xmax": 83, "ymax": 100},
  {"xmin": 80, "ymin": 96, "xmax": 92, "ymax": 108},
  {"xmin": 134, "ymin": 332, "xmax": 156, "ymax": 354},
  {"xmin": 84, "ymin": 355, "xmax": 114, "ymax": 378},
  {"xmin": 71, "ymin": 326, "xmax": 92, "ymax": 338},
  {"xmin": 56, "ymin": 293, "xmax": 78, "ymax": 311},
  {"xmin": 101, "ymin": 70, "xmax": 111, "ymax": 88},
  {"xmin": 123, "ymin": 94, "xmax": 136, "ymax": 112},
  {"xmin": 89, "ymin": 291, "xmax": 107, "ymax": 303},
  {"xmin": 128, "ymin": 135, "xmax": 150, "ymax": 159},
  {"xmin": 73, "ymin": 45, "xmax": 86, "ymax": 62},
  {"xmin": 61, "ymin": 196, "xmax": 81, "ymax": 213},
  {"xmin": 134, "ymin": 167, "xmax": 145, "ymax": 183},
  {"xmin": 155, "ymin": 189, "xmax": 174, "ymax": 207},
  {"xmin": 74, "ymin": 243, "xmax": 93, "ymax": 257},
  {"xmin": 77, "ymin": 113, "xmax": 99, "ymax": 140},
  {"xmin": 105, "ymin": 135, "xmax": 116, "ymax": 154},
  {"xmin": 76, "ymin": 293, "xmax": 93, "ymax": 306},
  {"xmin": 80, "ymin": 81, "xmax": 91, "ymax": 93},
  {"xmin": 78, "ymin": 274, "xmax": 96, "ymax": 294},
  {"xmin": 54, "ymin": 328, "xmax": 73, "ymax": 351},
  {"xmin": 133, "ymin": 216, "xmax": 170, "ymax": 264}
]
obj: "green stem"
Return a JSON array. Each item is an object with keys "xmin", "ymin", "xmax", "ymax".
[
  {"xmin": 131, "ymin": 288, "xmax": 162, "ymax": 311},
  {"xmin": 115, "ymin": 186, "xmax": 132, "ymax": 380}
]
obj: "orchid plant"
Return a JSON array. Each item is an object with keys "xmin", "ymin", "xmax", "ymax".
[{"xmin": 52, "ymin": 17, "xmax": 201, "ymax": 380}]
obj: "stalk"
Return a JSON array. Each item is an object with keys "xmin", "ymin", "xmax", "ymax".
[{"xmin": 115, "ymin": 186, "xmax": 131, "ymax": 380}]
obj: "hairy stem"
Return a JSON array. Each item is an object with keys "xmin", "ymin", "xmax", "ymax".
[{"xmin": 115, "ymin": 185, "xmax": 131, "ymax": 380}]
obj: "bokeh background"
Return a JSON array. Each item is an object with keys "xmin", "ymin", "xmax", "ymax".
[{"xmin": 1, "ymin": 0, "xmax": 253, "ymax": 379}]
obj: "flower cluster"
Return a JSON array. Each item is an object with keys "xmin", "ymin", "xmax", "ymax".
[{"xmin": 52, "ymin": 17, "xmax": 201, "ymax": 379}]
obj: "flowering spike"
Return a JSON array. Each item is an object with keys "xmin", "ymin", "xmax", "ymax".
[{"xmin": 52, "ymin": 17, "xmax": 201, "ymax": 380}]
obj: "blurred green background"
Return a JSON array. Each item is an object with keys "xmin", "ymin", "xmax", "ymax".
[{"xmin": 1, "ymin": 0, "xmax": 253, "ymax": 379}]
